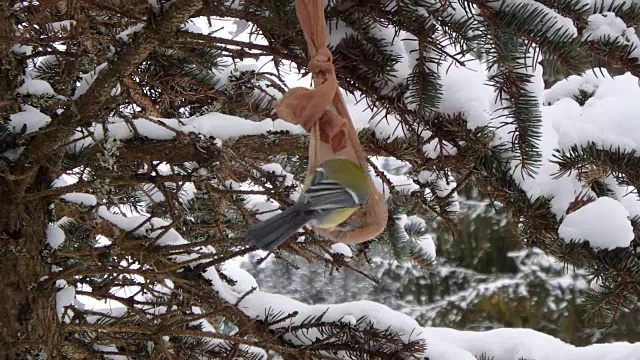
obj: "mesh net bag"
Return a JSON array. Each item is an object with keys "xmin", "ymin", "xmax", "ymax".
[{"xmin": 273, "ymin": 0, "xmax": 388, "ymax": 244}]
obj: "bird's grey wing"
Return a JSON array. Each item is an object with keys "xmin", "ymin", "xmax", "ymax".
[{"xmin": 305, "ymin": 183, "xmax": 361, "ymax": 210}]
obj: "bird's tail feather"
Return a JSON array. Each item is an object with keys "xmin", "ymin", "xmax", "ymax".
[{"xmin": 247, "ymin": 203, "xmax": 311, "ymax": 250}]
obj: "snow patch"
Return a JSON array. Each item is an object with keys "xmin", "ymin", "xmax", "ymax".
[
  {"xmin": 16, "ymin": 79, "xmax": 56, "ymax": 97},
  {"xmin": 46, "ymin": 224, "xmax": 66, "ymax": 249},
  {"xmin": 8, "ymin": 105, "xmax": 51, "ymax": 134},
  {"xmin": 60, "ymin": 193, "xmax": 98, "ymax": 207},
  {"xmin": 585, "ymin": 12, "xmax": 640, "ymax": 62},
  {"xmin": 330, "ymin": 243, "xmax": 353, "ymax": 258},
  {"xmin": 559, "ymin": 197, "xmax": 634, "ymax": 249}
]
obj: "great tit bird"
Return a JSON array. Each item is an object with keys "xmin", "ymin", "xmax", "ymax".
[{"xmin": 247, "ymin": 158, "xmax": 370, "ymax": 250}]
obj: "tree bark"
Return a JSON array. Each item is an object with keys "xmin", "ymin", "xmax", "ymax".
[
  {"xmin": 0, "ymin": 169, "xmax": 61, "ymax": 359},
  {"xmin": 0, "ymin": 1, "xmax": 206, "ymax": 357},
  {"xmin": 0, "ymin": 3, "xmax": 61, "ymax": 357}
]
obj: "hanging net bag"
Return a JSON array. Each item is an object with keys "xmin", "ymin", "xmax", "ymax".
[{"xmin": 274, "ymin": 0, "xmax": 388, "ymax": 244}]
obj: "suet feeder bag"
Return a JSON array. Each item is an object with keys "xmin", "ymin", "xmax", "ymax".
[{"xmin": 274, "ymin": 0, "xmax": 388, "ymax": 244}]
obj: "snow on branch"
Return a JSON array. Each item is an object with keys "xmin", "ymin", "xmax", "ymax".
[
  {"xmin": 424, "ymin": 326, "xmax": 639, "ymax": 360},
  {"xmin": 585, "ymin": 12, "xmax": 640, "ymax": 62},
  {"xmin": 485, "ymin": 0, "xmax": 579, "ymax": 38},
  {"xmin": 71, "ymin": 0, "xmax": 205, "ymax": 127},
  {"xmin": 60, "ymin": 199, "xmax": 634, "ymax": 359},
  {"xmin": 67, "ymin": 113, "xmax": 305, "ymax": 153},
  {"xmin": 78, "ymin": 206, "xmax": 638, "ymax": 359},
  {"xmin": 56, "ymin": 51, "xmax": 640, "ymax": 253},
  {"xmin": 206, "ymin": 245, "xmax": 640, "ymax": 360},
  {"xmin": 559, "ymin": 197, "xmax": 635, "ymax": 249}
]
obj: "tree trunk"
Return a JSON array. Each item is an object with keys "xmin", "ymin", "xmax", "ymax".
[
  {"xmin": 0, "ymin": 169, "xmax": 62, "ymax": 359},
  {"xmin": 0, "ymin": 3, "xmax": 61, "ymax": 357}
]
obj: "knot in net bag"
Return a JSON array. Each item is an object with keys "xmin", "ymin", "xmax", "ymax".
[{"xmin": 274, "ymin": 0, "xmax": 388, "ymax": 244}]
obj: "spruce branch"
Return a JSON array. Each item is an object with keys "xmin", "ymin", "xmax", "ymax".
[
  {"xmin": 552, "ymin": 143, "xmax": 640, "ymax": 191},
  {"xmin": 8, "ymin": 0, "xmax": 205, "ymax": 195},
  {"xmin": 479, "ymin": 0, "xmax": 590, "ymax": 74}
]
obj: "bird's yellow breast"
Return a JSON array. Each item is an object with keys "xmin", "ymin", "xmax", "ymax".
[{"xmin": 313, "ymin": 207, "xmax": 358, "ymax": 229}]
